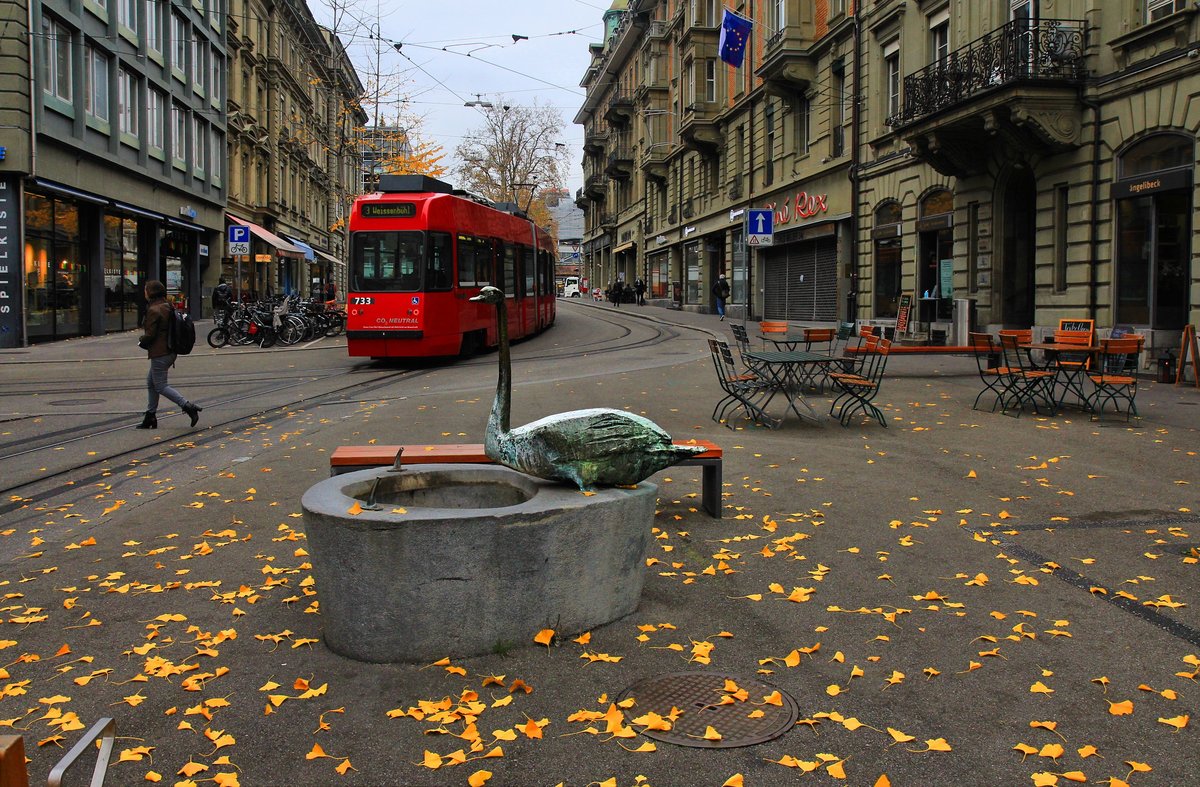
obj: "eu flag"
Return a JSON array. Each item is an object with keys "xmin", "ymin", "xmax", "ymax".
[{"xmin": 718, "ymin": 10, "xmax": 753, "ymax": 68}]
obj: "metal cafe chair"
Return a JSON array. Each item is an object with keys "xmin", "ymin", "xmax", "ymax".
[
  {"xmin": 708, "ymin": 339, "xmax": 776, "ymax": 428},
  {"xmin": 828, "ymin": 338, "xmax": 892, "ymax": 428},
  {"xmin": 969, "ymin": 332, "xmax": 1008, "ymax": 412},
  {"xmin": 1086, "ymin": 336, "xmax": 1144, "ymax": 421},
  {"xmin": 729, "ymin": 323, "xmax": 768, "ymax": 375},
  {"xmin": 998, "ymin": 332, "xmax": 1057, "ymax": 417}
]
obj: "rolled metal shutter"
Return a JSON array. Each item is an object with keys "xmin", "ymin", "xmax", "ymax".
[
  {"xmin": 813, "ymin": 238, "xmax": 838, "ymax": 321},
  {"xmin": 763, "ymin": 247, "xmax": 789, "ymax": 320}
]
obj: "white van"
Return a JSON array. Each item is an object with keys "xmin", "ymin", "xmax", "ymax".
[{"xmin": 562, "ymin": 276, "xmax": 581, "ymax": 297}]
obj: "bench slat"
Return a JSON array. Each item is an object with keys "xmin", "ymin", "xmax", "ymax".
[{"xmin": 330, "ymin": 439, "xmax": 722, "ymax": 467}]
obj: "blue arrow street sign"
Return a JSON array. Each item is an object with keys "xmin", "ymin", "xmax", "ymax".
[
  {"xmin": 228, "ymin": 225, "xmax": 250, "ymax": 243},
  {"xmin": 748, "ymin": 209, "xmax": 773, "ymax": 235},
  {"xmin": 746, "ymin": 209, "xmax": 774, "ymax": 246}
]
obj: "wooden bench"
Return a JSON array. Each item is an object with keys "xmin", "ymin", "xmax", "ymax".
[{"xmin": 329, "ymin": 439, "xmax": 724, "ymax": 518}]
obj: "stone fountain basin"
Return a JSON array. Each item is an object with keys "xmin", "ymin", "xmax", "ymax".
[{"xmin": 301, "ymin": 464, "xmax": 658, "ymax": 663}]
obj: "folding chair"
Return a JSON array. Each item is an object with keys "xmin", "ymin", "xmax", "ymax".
[
  {"xmin": 729, "ymin": 323, "xmax": 767, "ymax": 375},
  {"xmin": 1051, "ymin": 327, "xmax": 1095, "ymax": 406},
  {"xmin": 829, "ymin": 338, "xmax": 891, "ymax": 427},
  {"xmin": 998, "ymin": 333, "xmax": 1057, "ymax": 417},
  {"xmin": 799, "ymin": 327, "xmax": 837, "ymax": 391},
  {"xmin": 969, "ymin": 332, "xmax": 1008, "ymax": 412},
  {"xmin": 708, "ymin": 339, "xmax": 775, "ymax": 428},
  {"xmin": 1086, "ymin": 336, "xmax": 1143, "ymax": 420},
  {"xmin": 760, "ymin": 320, "xmax": 794, "ymax": 349}
]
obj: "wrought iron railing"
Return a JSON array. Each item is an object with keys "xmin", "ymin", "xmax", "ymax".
[{"xmin": 888, "ymin": 18, "xmax": 1086, "ymax": 128}]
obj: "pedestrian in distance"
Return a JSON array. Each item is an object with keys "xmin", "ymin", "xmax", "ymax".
[
  {"xmin": 634, "ymin": 278, "xmax": 646, "ymax": 306},
  {"xmin": 712, "ymin": 273, "xmax": 731, "ymax": 321},
  {"xmin": 136, "ymin": 280, "xmax": 202, "ymax": 430},
  {"xmin": 324, "ymin": 280, "xmax": 337, "ymax": 303},
  {"xmin": 610, "ymin": 281, "xmax": 622, "ymax": 308},
  {"xmin": 212, "ymin": 277, "xmax": 231, "ymax": 314}
]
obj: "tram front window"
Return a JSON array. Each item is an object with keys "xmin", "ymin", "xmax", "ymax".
[{"xmin": 353, "ymin": 232, "xmax": 425, "ymax": 292}]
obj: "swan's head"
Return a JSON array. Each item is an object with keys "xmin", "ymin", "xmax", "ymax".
[{"xmin": 470, "ymin": 286, "xmax": 505, "ymax": 305}]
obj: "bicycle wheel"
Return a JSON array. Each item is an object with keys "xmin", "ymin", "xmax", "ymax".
[
  {"xmin": 277, "ymin": 315, "xmax": 304, "ymax": 346},
  {"xmin": 324, "ymin": 313, "xmax": 346, "ymax": 337},
  {"xmin": 207, "ymin": 327, "xmax": 229, "ymax": 348},
  {"xmin": 231, "ymin": 318, "xmax": 256, "ymax": 345},
  {"xmin": 258, "ymin": 326, "xmax": 277, "ymax": 349}
]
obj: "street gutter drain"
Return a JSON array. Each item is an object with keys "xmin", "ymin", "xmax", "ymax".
[{"xmin": 616, "ymin": 671, "xmax": 798, "ymax": 749}]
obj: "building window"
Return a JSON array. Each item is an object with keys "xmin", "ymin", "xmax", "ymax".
[
  {"xmin": 884, "ymin": 44, "xmax": 901, "ymax": 122},
  {"xmin": 772, "ymin": 0, "xmax": 786, "ymax": 30},
  {"xmin": 171, "ymin": 103, "xmax": 187, "ymax": 167},
  {"xmin": 211, "ymin": 127, "xmax": 223, "ymax": 187},
  {"xmin": 832, "ymin": 62, "xmax": 846, "ymax": 157},
  {"xmin": 1147, "ymin": 0, "xmax": 1186, "ymax": 23},
  {"xmin": 930, "ymin": 16, "xmax": 949, "ymax": 63},
  {"xmin": 171, "ymin": 13, "xmax": 187, "ymax": 76},
  {"xmin": 192, "ymin": 36, "xmax": 206, "ymax": 94},
  {"xmin": 684, "ymin": 57, "xmax": 694, "ymax": 106},
  {"xmin": 1053, "ymin": 185, "xmax": 1068, "ymax": 293},
  {"xmin": 85, "ymin": 45, "xmax": 110, "ymax": 123},
  {"xmin": 146, "ymin": 0, "xmax": 163, "ymax": 55},
  {"xmin": 118, "ymin": 68, "xmax": 138, "ymax": 139},
  {"xmin": 148, "ymin": 88, "xmax": 165, "ymax": 151},
  {"xmin": 117, "ymin": 0, "xmax": 137, "ymax": 33},
  {"xmin": 209, "ymin": 47, "xmax": 221, "ymax": 103},
  {"xmin": 873, "ymin": 201, "xmax": 903, "ymax": 318},
  {"xmin": 797, "ymin": 95, "xmax": 811, "ymax": 155},
  {"xmin": 763, "ymin": 102, "xmax": 775, "ymax": 186},
  {"xmin": 41, "ymin": 16, "xmax": 73, "ymax": 105},
  {"xmin": 830, "ymin": 0, "xmax": 846, "ymax": 19},
  {"xmin": 704, "ymin": 59, "xmax": 717, "ymax": 102},
  {"xmin": 193, "ymin": 116, "xmax": 206, "ymax": 178}
]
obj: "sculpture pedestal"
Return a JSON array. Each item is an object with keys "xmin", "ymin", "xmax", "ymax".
[{"xmin": 301, "ymin": 465, "xmax": 657, "ymax": 663}]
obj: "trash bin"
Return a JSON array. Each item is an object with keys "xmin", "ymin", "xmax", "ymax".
[{"xmin": 952, "ymin": 298, "xmax": 977, "ymax": 346}]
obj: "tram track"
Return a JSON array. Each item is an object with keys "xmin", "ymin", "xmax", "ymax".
[{"xmin": 0, "ymin": 307, "xmax": 705, "ymax": 510}]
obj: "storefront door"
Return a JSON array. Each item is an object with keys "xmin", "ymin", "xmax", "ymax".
[{"xmin": 24, "ymin": 193, "xmax": 87, "ymax": 342}]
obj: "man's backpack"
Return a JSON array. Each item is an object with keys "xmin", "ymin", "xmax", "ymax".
[{"xmin": 166, "ymin": 308, "xmax": 197, "ymax": 355}]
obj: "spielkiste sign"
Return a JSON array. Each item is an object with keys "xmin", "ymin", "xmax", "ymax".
[
  {"xmin": 0, "ymin": 176, "xmax": 21, "ymax": 348},
  {"xmin": 764, "ymin": 191, "xmax": 830, "ymax": 226}
]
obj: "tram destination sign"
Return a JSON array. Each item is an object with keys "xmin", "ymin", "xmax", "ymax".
[
  {"xmin": 361, "ymin": 203, "xmax": 416, "ymax": 219},
  {"xmin": 0, "ymin": 175, "xmax": 22, "ymax": 347}
]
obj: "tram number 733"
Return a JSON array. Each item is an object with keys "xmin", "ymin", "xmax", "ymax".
[{"xmin": 345, "ymin": 174, "xmax": 557, "ymax": 360}]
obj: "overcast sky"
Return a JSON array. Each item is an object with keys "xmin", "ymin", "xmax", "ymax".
[{"xmin": 312, "ymin": 0, "xmax": 608, "ymax": 193}]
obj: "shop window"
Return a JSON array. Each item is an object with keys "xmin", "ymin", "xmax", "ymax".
[
  {"xmin": 1115, "ymin": 133, "xmax": 1193, "ymax": 328},
  {"xmin": 873, "ymin": 201, "xmax": 903, "ymax": 319}
]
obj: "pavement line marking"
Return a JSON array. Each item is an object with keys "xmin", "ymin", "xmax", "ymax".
[{"xmin": 964, "ymin": 522, "xmax": 1200, "ymax": 647}]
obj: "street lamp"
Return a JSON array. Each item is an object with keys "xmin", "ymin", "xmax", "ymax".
[{"xmin": 465, "ymin": 94, "xmax": 494, "ymax": 108}]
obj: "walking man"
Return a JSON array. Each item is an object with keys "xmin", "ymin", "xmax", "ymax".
[
  {"xmin": 634, "ymin": 278, "xmax": 646, "ymax": 306},
  {"xmin": 712, "ymin": 273, "xmax": 731, "ymax": 321},
  {"xmin": 137, "ymin": 280, "xmax": 202, "ymax": 429}
]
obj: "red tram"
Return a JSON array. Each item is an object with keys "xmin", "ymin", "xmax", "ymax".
[{"xmin": 345, "ymin": 175, "xmax": 557, "ymax": 359}]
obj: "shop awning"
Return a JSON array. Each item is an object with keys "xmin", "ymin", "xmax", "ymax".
[
  {"xmin": 226, "ymin": 214, "xmax": 305, "ymax": 258},
  {"xmin": 312, "ymin": 248, "xmax": 345, "ymax": 267},
  {"xmin": 282, "ymin": 235, "xmax": 316, "ymax": 261},
  {"xmin": 614, "ymin": 241, "xmax": 637, "ymax": 254}
]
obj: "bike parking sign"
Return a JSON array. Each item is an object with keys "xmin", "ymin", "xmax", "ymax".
[{"xmin": 228, "ymin": 225, "xmax": 251, "ymax": 256}]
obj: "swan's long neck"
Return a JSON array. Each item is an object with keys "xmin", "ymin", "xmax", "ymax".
[{"xmin": 488, "ymin": 297, "xmax": 511, "ymax": 444}]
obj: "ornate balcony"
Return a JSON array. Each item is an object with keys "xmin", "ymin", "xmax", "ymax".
[
  {"xmin": 604, "ymin": 94, "xmax": 634, "ymax": 126},
  {"xmin": 680, "ymin": 102, "xmax": 722, "ymax": 152},
  {"xmin": 574, "ymin": 188, "xmax": 590, "ymax": 209},
  {"xmin": 639, "ymin": 143, "xmax": 670, "ymax": 182},
  {"xmin": 582, "ymin": 128, "xmax": 610, "ymax": 155},
  {"xmin": 605, "ymin": 144, "xmax": 634, "ymax": 179},
  {"xmin": 888, "ymin": 19, "xmax": 1087, "ymax": 176},
  {"xmin": 756, "ymin": 28, "xmax": 817, "ymax": 96},
  {"xmin": 584, "ymin": 174, "xmax": 609, "ymax": 201}
]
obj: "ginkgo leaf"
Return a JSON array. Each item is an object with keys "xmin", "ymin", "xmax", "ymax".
[
  {"xmin": 1031, "ymin": 773, "xmax": 1059, "ymax": 787},
  {"xmin": 1030, "ymin": 681, "xmax": 1055, "ymax": 694},
  {"xmin": 1158, "ymin": 714, "xmax": 1188, "ymax": 730},
  {"xmin": 1077, "ymin": 745, "xmax": 1099, "ymax": 758},
  {"xmin": 888, "ymin": 727, "xmax": 915, "ymax": 743},
  {"xmin": 1038, "ymin": 743, "xmax": 1064, "ymax": 760},
  {"xmin": 1107, "ymin": 700, "xmax": 1134, "ymax": 716},
  {"xmin": 468, "ymin": 771, "xmax": 492, "ymax": 787},
  {"xmin": 178, "ymin": 761, "xmax": 208, "ymax": 777},
  {"xmin": 721, "ymin": 775, "xmax": 744, "ymax": 787},
  {"xmin": 827, "ymin": 760, "xmax": 847, "ymax": 779},
  {"xmin": 533, "ymin": 629, "xmax": 555, "ymax": 647}
]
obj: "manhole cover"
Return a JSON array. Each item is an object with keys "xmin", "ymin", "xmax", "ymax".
[
  {"xmin": 616, "ymin": 671, "xmax": 798, "ymax": 749},
  {"xmin": 49, "ymin": 399, "xmax": 105, "ymax": 406}
]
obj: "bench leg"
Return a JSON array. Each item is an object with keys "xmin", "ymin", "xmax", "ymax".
[{"xmin": 701, "ymin": 461, "xmax": 721, "ymax": 519}]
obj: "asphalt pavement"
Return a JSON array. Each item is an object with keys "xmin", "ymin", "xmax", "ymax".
[{"xmin": 2, "ymin": 301, "xmax": 1199, "ymax": 787}]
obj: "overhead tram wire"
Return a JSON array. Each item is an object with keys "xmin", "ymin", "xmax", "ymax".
[{"xmin": 394, "ymin": 41, "xmax": 585, "ymax": 98}]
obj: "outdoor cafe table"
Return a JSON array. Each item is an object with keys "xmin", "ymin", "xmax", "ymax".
[
  {"xmin": 1022, "ymin": 342, "xmax": 1101, "ymax": 410},
  {"xmin": 744, "ymin": 349, "xmax": 835, "ymax": 425}
]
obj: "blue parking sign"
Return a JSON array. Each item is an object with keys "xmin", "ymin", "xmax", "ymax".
[{"xmin": 228, "ymin": 225, "xmax": 250, "ymax": 243}]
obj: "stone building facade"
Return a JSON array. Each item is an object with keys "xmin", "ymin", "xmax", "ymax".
[
  {"xmin": 224, "ymin": 0, "xmax": 364, "ymax": 303},
  {"xmin": 576, "ymin": 0, "xmax": 1198, "ymax": 358}
]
